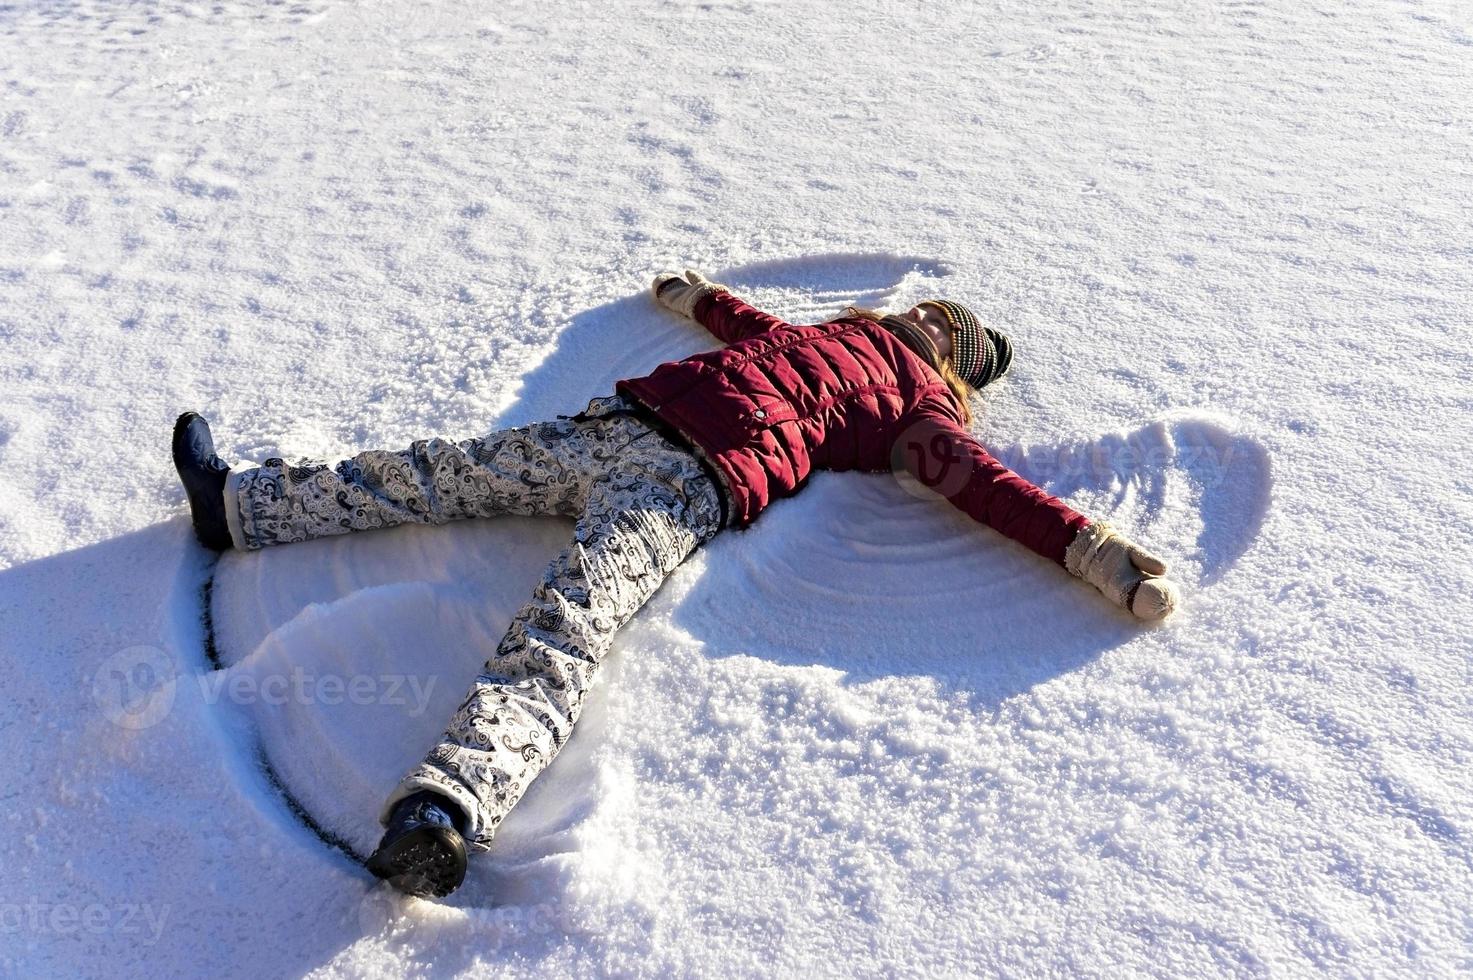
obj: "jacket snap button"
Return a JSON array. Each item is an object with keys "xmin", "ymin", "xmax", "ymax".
[{"xmin": 754, "ymin": 409, "xmax": 766, "ymax": 419}]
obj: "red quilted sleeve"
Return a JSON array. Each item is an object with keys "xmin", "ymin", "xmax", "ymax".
[
  {"xmin": 892, "ymin": 395, "xmax": 1090, "ymax": 566},
  {"xmin": 694, "ymin": 290, "xmax": 789, "ymax": 345}
]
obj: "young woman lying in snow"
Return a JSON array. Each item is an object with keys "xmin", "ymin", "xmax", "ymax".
[{"xmin": 172, "ymin": 270, "xmax": 1182, "ymax": 899}]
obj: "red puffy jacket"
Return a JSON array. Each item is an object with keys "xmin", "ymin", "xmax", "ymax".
[{"xmin": 613, "ymin": 291, "xmax": 1090, "ymax": 566}]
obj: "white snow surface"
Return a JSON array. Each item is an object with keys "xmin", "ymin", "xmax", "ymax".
[{"xmin": 1, "ymin": 0, "xmax": 1470, "ymax": 975}]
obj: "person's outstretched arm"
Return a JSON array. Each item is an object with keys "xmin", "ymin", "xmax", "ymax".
[
  {"xmin": 893, "ymin": 389, "xmax": 1180, "ymax": 619},
  {"xmin": 651, "ymin": 269, "xmax": 786, "ymax": 345},
  {"xmin": 893, "ymin": 390, "xmax": 1089, "ymax": 566}
]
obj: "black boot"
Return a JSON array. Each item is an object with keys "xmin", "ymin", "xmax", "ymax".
[
  {"xmin": 366, "ymin": 791, "xmax": 469, "ymax": 898},
  {"xmin": 171, "ymin": 412, "xmax": 233, "ymax": 552}
]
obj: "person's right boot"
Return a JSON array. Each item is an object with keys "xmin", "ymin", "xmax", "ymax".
[
  {"xmin": 366, "ymin": 791, "xmax": 470, "ymax": 898},
  {"xmin": 172, "ymin": 412, "xmax": 234, "ymax": 552}
]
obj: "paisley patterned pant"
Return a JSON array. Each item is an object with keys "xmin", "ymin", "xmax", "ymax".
[{"xmin": 224, "ymin": 393, "xmax": 726, "ymax": 850}]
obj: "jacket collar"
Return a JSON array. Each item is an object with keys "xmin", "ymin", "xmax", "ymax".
[{"xmin": 877, "ymin": 314, "xmax": 943, "ymax": 372}]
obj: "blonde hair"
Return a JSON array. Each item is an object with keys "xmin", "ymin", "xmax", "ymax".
[{"xmin": 842, "ymin": 306, "xmax": 975, "ymax": 427}]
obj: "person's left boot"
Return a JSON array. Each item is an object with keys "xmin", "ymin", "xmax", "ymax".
[
  {"xmin": 366, "ymin": 791, "xmax": 469, "ymax": 899},
  {"xmin": 172, "ymin": 412, "xmax": 233, "ymax": 552}
]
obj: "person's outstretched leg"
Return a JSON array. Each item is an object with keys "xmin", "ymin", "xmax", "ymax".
[
  {"xmin": 367, "ymin": 411, "xmax": 724, "ymax": 895},
  {"xmin": 225, "ymin": 400, "xmax": 633, "ymax": 551}
]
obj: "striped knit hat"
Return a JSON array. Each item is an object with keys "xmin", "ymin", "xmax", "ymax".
[{"xmin": 918, "ymin": 300, "xmax": 1014, "ymax": 390}]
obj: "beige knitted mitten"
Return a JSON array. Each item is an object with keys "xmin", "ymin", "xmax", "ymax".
[
  {"xmin": 1065, "ymin": 521, "xmax": 1182, "ymax": 620},
  {"xmin": 652, "ymin": 268, "xmax": 730, "ymax": 320}
]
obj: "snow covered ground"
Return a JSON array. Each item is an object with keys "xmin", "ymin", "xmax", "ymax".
[{"xmin": 2, "ymin": 0, "xmax": 1470, "ymax": 974}]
